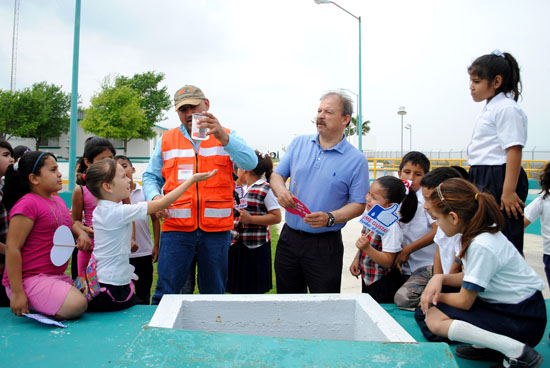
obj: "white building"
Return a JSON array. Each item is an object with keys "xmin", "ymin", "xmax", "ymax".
[{"xmin": 7, "ymin": 115, "xmax": 167, "ymax": 163}]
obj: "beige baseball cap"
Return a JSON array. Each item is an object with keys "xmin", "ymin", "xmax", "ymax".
[{"xmin": 174, "ymin": 85, "xmax": 206, "ymax": 110}]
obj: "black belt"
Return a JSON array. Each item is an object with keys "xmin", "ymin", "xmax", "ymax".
[{"xmin": 284, "ymin": 224, "xmax": 341, "ymax": 237}]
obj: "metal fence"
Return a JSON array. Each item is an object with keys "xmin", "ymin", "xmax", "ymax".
[
  {"xmin": 365, "ymin": 149, "xmax": 550, "ymax": 161},
  {"xmin": 366, "ymin": 155, "xmax": 547, "ymax": 180}
]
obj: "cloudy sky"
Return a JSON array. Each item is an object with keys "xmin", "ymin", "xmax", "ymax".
[{"xmin": 1, "ymin": 0, "xmax": 549, "ymax": 155}]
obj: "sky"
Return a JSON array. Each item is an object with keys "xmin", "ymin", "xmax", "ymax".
[{"xmin": 1, "ymin": 0, "xmax": 549, "ymax": 155}]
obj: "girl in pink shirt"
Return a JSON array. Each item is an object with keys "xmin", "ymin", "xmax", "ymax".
[
  {"xmin": 71, "ymin": 137, "xmax": 116, "ymax": 275},
  {"xmin": 2, "ymin": 151, "xmax": 91, "ymax": 319}
]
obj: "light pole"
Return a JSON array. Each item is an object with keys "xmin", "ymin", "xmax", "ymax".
[
  {"xmin": 68, "ymin": 0, "xmax": 81, "ymax": 193},
  {"xmin": 314, "ymin": 0, "xmax": 363, "ymax": 152},
  {"xmin": 404, "ymin": 123, "xmax": 412, "ymax": 151},
  {"xmin": 397, "ymin": 106, "xmax": 407, "ymax": 157}
]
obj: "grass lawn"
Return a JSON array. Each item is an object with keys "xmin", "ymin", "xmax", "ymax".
[{"xmin": 149, "ymin": 225, "xmax": 280, "ymax": 300}]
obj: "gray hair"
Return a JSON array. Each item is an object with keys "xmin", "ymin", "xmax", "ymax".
[{"xmin": 320, "ymin": 91, "xmax": 354, "ymax": 117}]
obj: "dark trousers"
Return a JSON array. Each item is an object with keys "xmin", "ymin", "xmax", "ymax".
[
  {"xmin": 470, "ymin": 164, "xmax": 528, "ymax": 254},
  {"xmin": 275, "ymin": 224, "xmax": 343, "ymax": 293},
  {"xmin": 129, "ymin": 255, "xmax": 153, "ymax": 305}
]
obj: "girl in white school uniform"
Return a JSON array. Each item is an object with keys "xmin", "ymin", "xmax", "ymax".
[
  {"xmin": 84, "ymin": 158, "xmax": 216, "ymax": 311},
  {"xmin": 524, "ymin": 161, "xmax": 550, "ymax": 285},
  {"xmin": 466, "ymin": 50, "xmax": 528, "ymax": 254},
  {"xmin": 421, "ymin": 178, "xmax": 546, "ymax": 368}
]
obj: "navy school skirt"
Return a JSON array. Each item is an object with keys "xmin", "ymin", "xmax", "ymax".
[
  {"xmin": 434, "ymin": 290, "xmax": 546, "ymax": 347},
  {"xmin": 469, "ymin": 164, "xmax": 528, "ymax": 254},
  {"xmin": 226, "ymin": 240, "xmax": 273, "ymax": 294}
]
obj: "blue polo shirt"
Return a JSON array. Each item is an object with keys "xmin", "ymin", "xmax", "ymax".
[{"xmin": 275, "ymin": 134, "xmax": 369, "ymax": 233}]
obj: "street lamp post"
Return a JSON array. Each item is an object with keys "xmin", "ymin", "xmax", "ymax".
[
  {"xmin": 68, "ymin": 0, "xmax": 81, "ymax": 193},
  {"xmin": 405, "ymin": 123, "xmax": 412, "ymax": 151},
  {"xmin": 314, "ymin": 0, "xmax": 363, "ymax": 153},
  {"xmin": 397, "ymin": 106, "xmax": 407, "ymax": 157}
]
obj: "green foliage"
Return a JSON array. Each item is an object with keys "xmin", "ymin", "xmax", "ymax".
[
  {"xmin": 115, "ymin": 71, "xmax": 171, "ymax": 137},
  {"xmin": 1, "ymin": 82, "xmax": 71, "ymax": 148},
  {"xmin": 345, "ymin": 118, "xmax": 371, "ymax": 137},
  {"xmin": 81, "ymin": 71, "xmax": 171, "ymax": 153},
  {"xmin": 81, "ymin": 81, "xmax": 145, "ymax": 142}
]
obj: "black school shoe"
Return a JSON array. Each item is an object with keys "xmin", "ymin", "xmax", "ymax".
[
  {"xmin": 455, "ymin": 345, "xmax": 503, "ymax": 362},
  {"xmin": 495, "ymin": 345, "xmax": 544, "ymax": 368}
]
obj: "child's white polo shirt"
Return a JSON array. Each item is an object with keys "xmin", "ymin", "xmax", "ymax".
[{"xmin": 467, "ymin": 92, "xmax": 527, "ymax": 166}]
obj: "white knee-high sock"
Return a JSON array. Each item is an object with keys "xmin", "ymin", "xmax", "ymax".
[{"xmin": 448, "ymin": 320, "xmax": 524, "ymax": 359}]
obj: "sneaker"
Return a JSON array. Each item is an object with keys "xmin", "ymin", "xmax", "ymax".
[
  {"xmin": 505, "ymin": 345, "xmax": 544, "ymax": 367},
  {"xmin": 455, "ymin": 345, "xmax": 504, "ymax": 361}
]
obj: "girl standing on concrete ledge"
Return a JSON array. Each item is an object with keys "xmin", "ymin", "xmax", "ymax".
[
  {"xmin": 466, "ymin": 50, "xmax": 528, "ymax": 254},
  {"xmin": 421, "ymin": 178, "xmax": 546, "ymax": 368}
]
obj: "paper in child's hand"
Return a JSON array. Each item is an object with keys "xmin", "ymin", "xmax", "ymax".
[
  {"xmin": 285, "ymin": 197, "xmax": 311, "ymax": 218},
  {"xmin": 359, "ymin": 204, "xmax": 399, "ymax": 236}
]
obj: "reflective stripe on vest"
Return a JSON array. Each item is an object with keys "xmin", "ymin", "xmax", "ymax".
[
  {"xmin": 163, "ymin": 148, "xmax": 195, "ymax": 161},
  {"xmin": 168, "ymin": 208, "xmax": 192, "ymax": 218},
  {"xmin": 160, "ymin": 127, "xmax": 234, "ymax": 232},
  {"xmin": 204, "ymin": 207, "xmax": 232, "ymax": 218},
  {"xmin": 199, "ymin": 146, "xmax": 229, "ymax": 157}
]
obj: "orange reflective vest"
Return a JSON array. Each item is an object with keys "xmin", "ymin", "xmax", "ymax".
[{"xmin": 160, "ymin": 127, "xmax": 234, "ymax": 232}]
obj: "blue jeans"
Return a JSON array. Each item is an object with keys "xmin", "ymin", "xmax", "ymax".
[{"xmin": 151, "ymin": 230, "xmax": 230, "ymax": 305}]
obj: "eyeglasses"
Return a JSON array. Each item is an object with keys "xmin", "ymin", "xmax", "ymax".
[{"xmin": 436, "ymin": 183, "xmax": 453, "ymax": 212}]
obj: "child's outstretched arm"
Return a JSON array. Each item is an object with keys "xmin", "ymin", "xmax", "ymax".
[
  {"xmin": 147, "ymin": 170, "xmax": 217, "ymax": 215},
  {"xmin": 5, "ymin": 215, "xmax": 34, "ymax": 316}
]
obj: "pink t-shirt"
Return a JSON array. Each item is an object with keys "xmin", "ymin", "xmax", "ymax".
[
  {"xmin": 2, "ymin": 193, "xmax": 73, "ymax": 286},
  {"xmin": 82, "ymin": 185, "xmax": 97, "ymax": 228}
]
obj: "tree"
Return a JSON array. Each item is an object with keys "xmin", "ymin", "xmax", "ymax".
[
  {"xmin": 7, "ymin": 82, "xmax": 71, "ymax": 149},
  {"xmin": 345, "ymin": 118, "xmax": 371, "ymax": 140},
  {"xmin": 81, "ymin": 71, "xmax": 171, "ymax": 154},
  {"xmin": 114, "ymin": 71, "xmax": 171, "ymax": 132},
  {"xmin": 80, "ymin": 79, "xmax": 145, "ymax": 154}
]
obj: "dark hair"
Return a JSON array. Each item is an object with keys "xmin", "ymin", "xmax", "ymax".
[
  {"xmin": 85, "ymin": 158, "xmax": 117, "ymax": 199},
  {"xmin": 468, "ymin": 51, "xmax": 522, "ymax": 101},
  {"xmin": 0, "ymin": 139, "xmax": 15, "ymax": 159},
  {"xmin": 376, "ymin": 176, "xmax": 418, "ymax": 223},
  {"xmin": 250, "ymin": 151, "xmax": 274, "ymax": 182},
  {"xmin": 428, "ymin": 178, "xmax": 504, "ymax": 258},
  {"xmin": 76, "ymin": 137, "xmax": 116, "ymax": 185},
  {"xmin": 115, "ymin": 155, "xmax": 133, "ymax": 167},
  {"xmin": 420, "ymin": 167, "xmax": 462, "ymax": 189},
  {"xmin": 450, "ymin": 165, "xmax": 469, "ymax": 181},
  {"xmin": 399, "ymin": 151, "xmax": 430, "ymax": 174},
  {"xmin": 539, "ymin": 162, "xmax": 550, "ymax": 200},
  {"xmin": 3, "ymin": 151, "xmax": 57, "ymax": 211},
  {"xmin": 13, "ymin": 145, "xmax": 30, "ymax": 161}
]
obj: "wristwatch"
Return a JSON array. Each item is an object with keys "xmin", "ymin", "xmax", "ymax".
[{"xmin": 326, "ymin": 212, "xmax": 335, "ymax": 227}]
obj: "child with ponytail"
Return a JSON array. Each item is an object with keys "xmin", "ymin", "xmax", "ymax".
[
  {"xmin": 420, "ymin": 178, "xmax": 546, "ymax": 367},
  {"xmin": 72, "ymin": 137, "xmax": 116, "ymax": 276},
  {"xmin": 2, "ymin": 152, "xmax": 90, "ymax": 320},
  {"xmin": 226, "ymin": 151, "xmax": 281, "ymax": 294},
  {"xmin": 350, "ymin": 176, "xmax": 418, "ymax": 303},
  {"xmin": 84, "ymin": 158, "xmax": 216, "ymax": 311},
  {"xmin": 467, "ymin": 50, "xmax": 528, "ymax": 254}
]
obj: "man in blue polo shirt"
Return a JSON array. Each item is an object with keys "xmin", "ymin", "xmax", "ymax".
[{"xmin": 270, "ymin": 91, "xmax": 370, "ymax": 293}]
